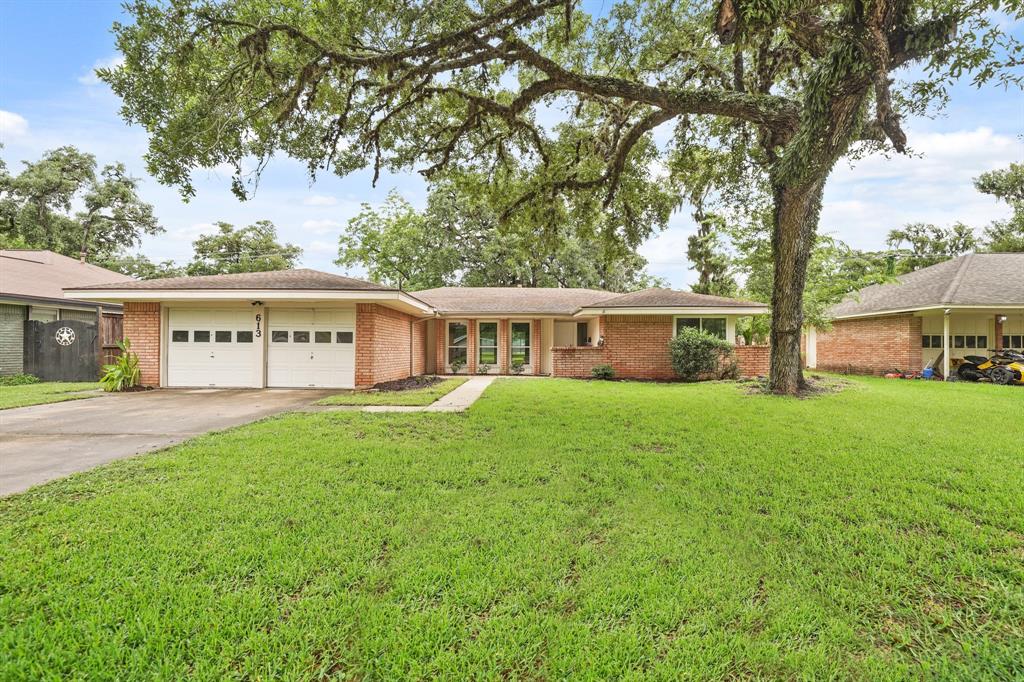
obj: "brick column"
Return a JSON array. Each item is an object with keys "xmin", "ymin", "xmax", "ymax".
[
  {"xmin": 123, "ymin": 302, "xmax": 160, "ymax": 387},
  {"xmin": 531, "ymin": 318, "xmax": 541, "ymax": 374},
  {"xmin": 498, "ymin": 319, "xmax": 509, "ymax": 374},
  {"xmin": 995, "ymin": 315, "xmax": 1004, "ymax": 350},
  {"xmin": 466, "ymin": 319, "xmax": 477, "ymax": 374},
  {"xmin": 435, "ymin": 319, "xmax": 446, "ymax": 374}
]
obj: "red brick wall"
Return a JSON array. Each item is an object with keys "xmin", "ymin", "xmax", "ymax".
[
  {"xmin": 467, "ymin": 318, "xmax": 477, "ymax": 374},
  {"xmin": 355, "ymin": 304, "xmax": 421, "ymax": 387},
  {"xmin": 411, "ymin": 319, "xmax": 426, "ymax": 376},
  {"xmin": 435, "ymin": 319, "xmax": 445, "ymax": 373},
  {"xmin": 551, "ymin": 346, "xmax": 606, "ymax": 377},
  {"xmin": 816, "ymin": 315, "xmax": 922, "ymax": 375},
  {"xmin": 123, "ymin": 302, "xmax": 160, "ymax": 387},
  {"xmin": 734, "ymin": 345, "xmax": 770, "ymax": 377},
  {"xmin": 603, "ymin": 315, "xmax": 676, "ymax": 379}
]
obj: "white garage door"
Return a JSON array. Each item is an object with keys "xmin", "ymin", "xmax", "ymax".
[
  {"xmin": 167, "ymin": 308, "xmax": 260, "ymax": 387},
  {"xmin": 267, "ymin": 308, "xmax": 355, "ymax": 388}
]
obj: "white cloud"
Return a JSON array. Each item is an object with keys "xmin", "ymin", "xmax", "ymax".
[
  {"xmin": 0, "ymin": 110, "xmax": 29, "ymax": 139},
  {"xmin": 301, "ymin": 219, "xmax": 344, "ymax": 234},
  {"xmin": 303, "ymin": 194, "xmax": 338, "ymax": 206},
  {"xmin": 78, "ymin": 55, "xmax": 124, "ymax": 86},
  {"xmin": 306, "ymin": 240, "xmax": 338, "ymax": 254}
]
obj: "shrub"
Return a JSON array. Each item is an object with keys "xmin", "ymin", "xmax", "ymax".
[
  {"xmin": 591, "ymin": 364, "xmax": 615, "ymax": 380},
  {"xmin": 510, "ymin": 360, "xmax": 526, "ymax": 375},
  {"xmin": 669, "ymin": 327, "xmax": 735, "ymax": 382},
  {"xmin": 449, "ymin": 358, "xmax": 465, "ymax": 374},
  {"xmin": 0, "ymin": 373, "xmax": 40, "ymax": 387},
  {"xmin": 100, "ymin": 340, "xmax": 141, "ymax": 392},
  {"xmin": 476, "ymin": 364, "xmax": 491, "ymax": 374}
]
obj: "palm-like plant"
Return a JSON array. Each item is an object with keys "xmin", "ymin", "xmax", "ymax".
[{"xmin": 100, "ymin": 340, "xmax": 141, "ymax": 392}]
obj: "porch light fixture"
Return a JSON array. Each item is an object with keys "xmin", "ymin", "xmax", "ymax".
[{"xmin": 998, "ymin": 315, "xmax": 1008, "ymax": 323}]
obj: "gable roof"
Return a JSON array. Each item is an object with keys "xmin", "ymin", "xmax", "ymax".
[
  {"xmin": 70, "ymin": 268, "xmax": 394, "ymax": 292},
  {"xmin": 413, "ymin": 287, "xmax": 612, "ymax": 315},
  {"xmin": 1, "ymin": 250, "xmax": 132, "ymax": 307},
  {"xmin": 582, "ymin": 288, "xmax": 766, "ymax": 310},
  {"xmin": 829, "ymin": 253, "xmax": 1024, "ymax": 319}
]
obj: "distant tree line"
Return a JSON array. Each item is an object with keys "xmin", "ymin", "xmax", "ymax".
[{"xmin": 0, "ymin": 145, "xmax": 302, "ymax": 278}]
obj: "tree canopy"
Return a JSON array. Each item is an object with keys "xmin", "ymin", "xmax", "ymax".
[
  {"xmin": 102, "ymin": 0, "xmax": 1024, "ymax": 392},
  {"xmin": 338, "ymin": 175, "xmax": 665, "ymax": 291},
  {"xmin": 186, "ymin": 220, "xmax": 302, "ymax": 275},
  {"xmin": 0, "ymin": 145, "xmax": 162, "ymax": 262}
]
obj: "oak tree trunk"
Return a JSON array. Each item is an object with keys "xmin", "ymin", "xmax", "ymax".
[{"xmin": 768, "ymin": 178, "xmax": 825, "ymax": 395}]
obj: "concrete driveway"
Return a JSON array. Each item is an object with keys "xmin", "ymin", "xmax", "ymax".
[{"xmin": 0, "ymin": 389, "xmax": 333, "ymax": 496}]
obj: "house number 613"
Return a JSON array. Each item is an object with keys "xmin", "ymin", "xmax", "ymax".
[{"xmin": 255, "ymin": 314, "xmax": 262, "ymax": 338}]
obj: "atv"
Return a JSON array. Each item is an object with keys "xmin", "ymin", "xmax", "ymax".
[{"xmin": 956, "ymin": 349, "xmax": 1024, "ymax": 385}]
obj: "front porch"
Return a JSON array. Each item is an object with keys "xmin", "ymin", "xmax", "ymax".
[{"xmin": 920, "ymin": 309, "xmax": 1024, "ymax": 378}]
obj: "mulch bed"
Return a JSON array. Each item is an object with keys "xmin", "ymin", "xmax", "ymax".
[
  {"xmin": 369, "ymin": 376, "xmax": 446, "ymax": 392},
  {"xmin": 739, "ymin": 373, "xmax": 852, "ymax": 398}
]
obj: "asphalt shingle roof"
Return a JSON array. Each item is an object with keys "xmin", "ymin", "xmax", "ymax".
[
  {"xmin": 829, "ymin": 253, "xmax": 1024, "ymax": 318},
  {"xmin": 582, "ymin": 288, "xmax": 767, "ymax": 309},
  {"xmin": 413, "ymin": 287, "xmax": 612, "ymax": 315},
  {"xmin": 70, "ymin": 268, "xmax": 394, "ymax": 291},
  {"xmin": 1, "ymin": 250, "xmax": 132, "ymax": 304}
]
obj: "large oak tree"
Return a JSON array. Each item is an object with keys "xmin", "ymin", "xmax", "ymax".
[{"xmin": 103, "ymin": 0, "xmax": 1022, "ymax": 393}]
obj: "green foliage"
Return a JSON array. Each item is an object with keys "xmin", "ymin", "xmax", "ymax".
[
  {"xmin": 0, "ymin": 374, "xmax": 40, "ymax": 387},
  {"xmin": 0, "ymin": 382, "xmax": 99, "ymax": 410},
  {"xmin": 590, "ymin": 364, "xmax": 615, "ymax": 380},
  {"xmin": 476, "ymin": 364, "xmax": 491, "ymax": 375},
  {"xmin": 669, "ymin": 326, "xmax": 735, "ymax": 382},
  {"xmin": 316, "ymin": 378, "xmax": 467, "ymax": 406},
  {"xmin": 510, "ymin": 360, "xmax": 526, "ymax": 375},
  {"xmin": 186, "ymin": 221, "xmax": 301, "ymax": 276},
  {"xmin": 449, "ymin": 358, "xmax": 466, "ymax": 375},
  {"xmin": 0, "ymin": 146, "xmax": 162, "ymax": 261},
  {"xmin": 99, "ymin": 341, "xmax": 141, "ymax": 392},
  {"xmin": 338, "ymin": 178, "xmax": 666, "ymax": 292},
  {"xmin": 886, "ymin": 222, "xmax": 978, "ymax": 272},
  {"xmin": 98, "ymin": 252, "xmax": 186, "ymax": 280},
  {"xmin": 975, "ymin": 163, "xmax": 1024, "ymax": 253}
]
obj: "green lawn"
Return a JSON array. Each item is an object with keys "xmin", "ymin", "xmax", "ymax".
[
  {"xmin": 316, "ymin": 377, "xmax": 468, "ymax": 406},
  {"xmin": 0, "ymin": 381, "xmax": 100, "ymax": 410},
  {"xmin": 2, "ymin": 377, "xmax": 1022, "ymax": 679}
]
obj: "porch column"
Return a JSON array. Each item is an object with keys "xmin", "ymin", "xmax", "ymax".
[
  {"xmin": 435, "ymin": 319, "xmax": 446, "ymax": 374},
  {"xmin": 942, "ymin": 311, "xmax": 950, "ymax": 380},
  {"xmin": 531, "ymin": 318, "xmax": 541, "ymax": 374},
  {"xmin": 467, "ymin": 319, "xmax": 477, "ymax": 374},
  {"xmin": 995, "ymin": 314, "xmax": 1004, "ymax": 351},
  {"xmin": 498, "ymin": 319, "xmax": 509, "ymax": 374}
]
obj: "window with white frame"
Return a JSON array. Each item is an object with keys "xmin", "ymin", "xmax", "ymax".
[
  {"xmin": 447, "ymin": 321, "xmax": 468, "ymax": 366},
  {"xmin": 510, "ymin": 322, "xmax": 531, "ymax": 366},
  {"xmin": 478, "ymin": 322, "xmax": 498, "ymax": 365},
  {"xmin": 674, "ymin": 316, "xmax": 726, "ymax": 340}
]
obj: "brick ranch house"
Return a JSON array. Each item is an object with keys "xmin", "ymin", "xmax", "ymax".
[
  {"xmin": 64, "ymin": 269, "xmax": 769, "ymax": 388},
  {"xmin": 807, "ymin": 253, "xmax": 1024, "ymax": 378}
]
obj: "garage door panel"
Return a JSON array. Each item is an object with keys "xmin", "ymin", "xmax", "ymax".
[
  {"xmin": 267, "ymin": 308, "xmax": 355, "ymax": 388},
  {"xmin": 167, "ymin": 309, "xmax": 259, "ymax": 387}
]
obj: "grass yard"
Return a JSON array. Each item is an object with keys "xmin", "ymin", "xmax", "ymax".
[
  {"xmin": 316, "ymin": 377, "xmax": 468, "ymax": 406},
  {"xmin": 2, "ymin": 377, "xmax": 1022, "ymax": 679},
  {"xmin": 0, "ymin": 381, "xmax": 100, "ymax": 410}
]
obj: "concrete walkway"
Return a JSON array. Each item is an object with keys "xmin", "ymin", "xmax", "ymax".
[
  {"xmin": 0, "ymin": 388, "xmax": 333, "ymax": 496},
  {"xmin": 361, "ymin": 375, "xmax": 495, "ymax": 413}
]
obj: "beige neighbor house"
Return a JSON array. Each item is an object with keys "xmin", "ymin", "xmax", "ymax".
[
  {"xmin": 808, "ymin": 253, "xmax": 1024, "ymax": 378},
  {"xmin": 1, "ymin": 250, "xmax": 129, "ymax": 376},
  {"xmin": 65, "ymin": 269, "xmax": 769, "ymax": 389}
]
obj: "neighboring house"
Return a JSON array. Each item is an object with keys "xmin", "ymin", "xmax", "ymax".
[
  {"xmin": 65, "ymin": 269, "xmax": 769, "ymax": 388},
  {"xmin": 0, "ymin": 250, "xmax": 130, "ymax": 376},
  {"xmin": 808, "ymin": 253, "xmax": 1024, "ymax": 377}
]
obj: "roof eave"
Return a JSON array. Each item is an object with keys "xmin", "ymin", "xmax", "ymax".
[
  {"xmin": 574, "ymin": 305, "xmax": 769, "ymax": 317},
  {"xmin": 830, "ymin": 303, "xmax": 1024, "ymax": 320},
  {"xmin": 63, "ymin": 288, "xmax": 435, "ymax": 315}
]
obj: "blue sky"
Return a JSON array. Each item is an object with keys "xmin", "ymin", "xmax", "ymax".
[{"xmin": 1, "ymin": 0, "xmax": 1021, "ymax": 287}]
